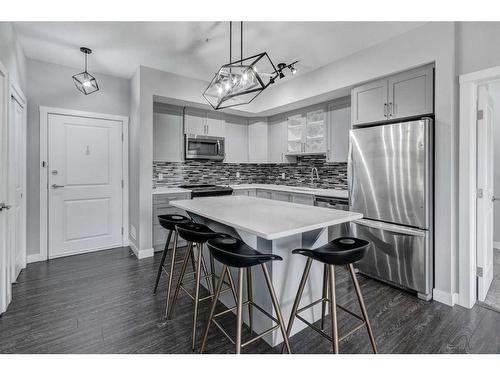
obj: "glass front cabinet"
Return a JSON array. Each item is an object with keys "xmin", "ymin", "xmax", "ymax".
[{"xmin": 287, "ymin": 109, "xmax": 326, "ymax": 155}]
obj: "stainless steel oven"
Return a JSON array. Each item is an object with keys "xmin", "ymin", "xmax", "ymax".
[{"xmin": 185, "ymin": 135, "xmax": 225, "ymax": 161}]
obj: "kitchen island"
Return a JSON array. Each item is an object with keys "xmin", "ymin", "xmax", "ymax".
[{"xmin": 171, "ymin": 195, "xmax": 362, "ymax": 346}]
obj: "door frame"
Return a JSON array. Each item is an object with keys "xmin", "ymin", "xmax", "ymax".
[
  {"xmin": 39, "ymin": 106, "xmax": 129, "ymax": 261},
  {"xmin": 8, "ymin": 80, "xmax": 27, "ymax": 279},
  {"xmin": 458, "ymin": 65, "xmax": 500, "ymax": 308},
  {"xmin": 0, "ymin": 60, "xmax": 10, "ymax": 313}
]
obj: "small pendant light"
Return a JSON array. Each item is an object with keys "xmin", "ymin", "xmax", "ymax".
[{"xmin": 72, "ymin": 47, "xmax": 99, "ymax": 95}]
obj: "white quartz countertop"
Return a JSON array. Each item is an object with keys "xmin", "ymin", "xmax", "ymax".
[
  {"xmin": 171, "ymin": 196, "xmax": 361, "ymax": 240},
  {"xmin": 152, "ymin": 187, "xmax": 191, "ymax": 195},
  {"xmin": 229, "ymin": 184, "xmax": 348, "ymax": 199}
]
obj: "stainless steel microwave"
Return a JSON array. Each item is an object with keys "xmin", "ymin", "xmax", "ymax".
[{"xmin": 185, "ymin": 135, "xmax": 225, "ymax": 161}]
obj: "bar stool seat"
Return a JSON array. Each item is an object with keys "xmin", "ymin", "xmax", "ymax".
[
  {"xmin": 175, "ymin": 222, "xmax": 218, "ymax": 243},
  {"xmin": 209, "ymin": 237, "xmax": 282, "ymax": 268},
  {"xmin": 200, "ymin": 236, "xmax": 291, "ymax": 354},
  {"xmin": 285, "ymin": 236, "xmax": 377, "ymax": 354},
  {"xmin": 158, "ymin": 214, "xmax": 191, "ymax": 231},
  {"xmin": 153, "ymin": 214, "xmax": 191, "ymax": 303},
  {"xmin": 292, "ymin": 237, "xmax": 369, "ymax": 265}
]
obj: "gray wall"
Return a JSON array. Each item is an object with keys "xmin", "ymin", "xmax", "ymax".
[
  {"xmin": 0, "ymin": 22, "xmax": 27, "ymax": 93},
  {"xmin": 26, "ymin": 58, "xmax": 130, "ymax": 257}
]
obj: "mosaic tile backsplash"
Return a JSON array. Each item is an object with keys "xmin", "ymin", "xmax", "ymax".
[{"xmin": 153, "ymin": 155, "xmax": 347, "ymax": 190}]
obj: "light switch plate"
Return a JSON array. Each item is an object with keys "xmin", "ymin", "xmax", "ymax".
[
  {"xmin": 158, "ymin": 173, "xmax": 164, "ymax": 181},
  {"xmin": 281, "ymin": 173, "xmax": 285, "ymax": 179},
  {"xmin": 236, "ymin": 171, "xmax": 240, "ymax": 178}
]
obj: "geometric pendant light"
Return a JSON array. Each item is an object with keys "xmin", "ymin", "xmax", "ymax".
[
  {"xmin": 203, "ymin": 22, "xmax": 298, "ymax": 110},
  {"xmin": 72, "ymin": 47, "xmax": 99, "ymax": 95}
]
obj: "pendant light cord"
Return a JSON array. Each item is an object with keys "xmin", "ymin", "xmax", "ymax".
[
  {"xmin": 240, "ymin": 21, "xmax": 243, "ymax": 64},
  {"xmin": 84, "ymin": 52, "xmax": 87, "ymax": 73},
  {"xmin": 229, "ymin": 21, "xmax": 232, "ymax": 64}
]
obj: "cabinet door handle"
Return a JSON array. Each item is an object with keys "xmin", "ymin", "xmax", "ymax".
[
  {"xmin": 388, "ymin": 102, "xmax": 393, "ymax": 117},
  {"xmin": 384, "ymin": 103, "xmax": 388, "ymax": 118}
]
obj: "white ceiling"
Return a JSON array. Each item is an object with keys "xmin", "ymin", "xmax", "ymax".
[{"xmin": 13, "ymin": 22, "xmax": 426, "ymax": 81}]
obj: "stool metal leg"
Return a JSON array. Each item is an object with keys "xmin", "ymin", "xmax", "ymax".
[
  {"xmin": 153, "ymin": 229, "xmax": 172, "ymax": 294},
  {"xmin": 164, "ymin": 231, "xmax": 179, "ymax": 317},
  {"xmin": 235, "ymin": 268, "xmax": 244, "ymax": 354},
  {"xmin": 328, "ymin": 265, "xmax": 339, "ymax": 354},
  {"xmin": 167, "ymin": 241, "xmax": 193, "ymax": 319},
  {"xmin": 320, "ymin": 263, "xmax": 328, "ymax": 330},
  {"xmin": 348, "ymin": 264, "xmax": 377, "ymax": 354},
  {"xmin": 209, "ymin": 253, "xmax": 217, "ymax": 298},
  {"xmin": 191, "ymin": 243, "xmax": 204, "ymax": 351},
  {"xmin": 261, "ymin": 263, "xmax": 291, "ymax": 354},
  {"xmin": 225, "ymin": 266, "xmax": 238, "ymax": 305},
  {"xmin": 200, "ymin": 265, "xmax": 227, "ymax": 354},
  {"xmin": 282, "ymin": 258, "xmax": 312, "ymax": 353},
  {"xmin": 200, "ymin": 249, "xmax": 213, "ymax": 296},
  {"xmin": 246, "ymin": 267, "xmax": 254, "ymax": 333}
]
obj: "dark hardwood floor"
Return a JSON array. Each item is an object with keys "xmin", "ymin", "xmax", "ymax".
[{"xmin": 1, "ymin": 246, "xmax": 499, "ymax": 354}]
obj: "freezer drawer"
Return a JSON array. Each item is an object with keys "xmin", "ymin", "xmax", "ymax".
[{"xmin": 350, "ymin": 219, "xmax": 432, "ymax": 297}]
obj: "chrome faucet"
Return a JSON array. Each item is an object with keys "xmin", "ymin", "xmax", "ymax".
[{"xmin": 311, "ymin": 167, "xmax": 319, "ymax": 185}]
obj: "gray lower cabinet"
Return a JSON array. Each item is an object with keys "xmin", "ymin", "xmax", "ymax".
[
  {"xmin": 256, "ymin": 189, "xmax": 273, "ymax": 199},
  {"xmin": 249, "ymin": 188, "xmax": 315, "ymax": 205},
  {"xmin": 152, "ymin": 192, "xmax": 191, "ymax": 252},
  {"xmin": 233, "ymin": 189, "xmax": 256, "ymax": 197},
  {"xmin": 291, "ymin": 193, "xmax": 314, "ymax": 205}
]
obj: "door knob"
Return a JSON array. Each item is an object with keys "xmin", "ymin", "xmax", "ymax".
[
  {"xmin": 0, "ymin": 202, "xmax": 12, "ymax": 211},
  {"xmin": 493, "ymin": 196, "xmax": 499, "ymax": 202},
  {"xmin": 51, "ymin": 184, "xmax": 65, "ymax": 189}
]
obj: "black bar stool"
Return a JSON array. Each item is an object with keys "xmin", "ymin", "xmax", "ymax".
[
  {"xmin": 200, "ymin": 236, "xmax": 291, "ymax": 354},
  {"xmin": 153, "ymin": 214, "xmax": 192, "ymax": 314},
  {"xmin": 168, "ymin": 222, "xmax": 237, "ymax": 351},
  {"xmin": 285, "ymin": 237, "xmax": 377, "ymax": 354}
]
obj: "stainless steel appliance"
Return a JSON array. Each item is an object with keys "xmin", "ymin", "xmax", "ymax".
[
  {"xmin": 314, "ymin": 196, "xmax": 350, "ymax": 239},
  {"xmin": 348, "ymin": 118, "xmax": 433, "ymax": 300},
  {"xmin": 185, "ymin": 135, "xmax": 225, "ymax": 161},
  {"xmin": 178, "ymin": 184, "xmax": 233, "ymax": 198}
]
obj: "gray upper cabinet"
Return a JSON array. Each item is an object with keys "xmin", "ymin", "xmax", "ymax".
[
  {"xmin": 224, "ymin": 116, "xmax": 248, "ymax": 163},
  {"xmin": 327, "ymin": 103, "xmax": 351, "ymax": 163},
  {"xmin": 387, "ymin": 66, "xmax": 434, "ymax": 120},
  {"xmin": 268, "ymin": 117, "xmax": 287, "ymax": 163},
  {"xmin": 351, "ymin": 65, "xmax": 434, "ymax": 126},
  {"xmin": 184, "ymin": 108, "xmax": 225, "ymax": 137},
  {"xmin": 153, "ymin": 104, "xmax": 183, "ymax": 162},
  {"xmin": 351, "ymin": 78, "xmax": 388, "ymax": 125}
]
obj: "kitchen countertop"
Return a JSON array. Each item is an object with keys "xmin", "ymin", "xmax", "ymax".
[
  {"xmin": 171, "ymin": 196, "xmax": 361, "ymax": 240},
  {"xmin": 229, "ymin": 184, "xmax": 348, "ymax": 199},
  {"xmin": 152, "ymin": 187, "xmax": 191, "ymax": 195},
  {"xmin": 152, "ymin": 184, "xmax": 348, "ymax": 199}
]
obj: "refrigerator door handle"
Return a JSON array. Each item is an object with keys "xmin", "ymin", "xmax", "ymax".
[
  {"xmin": 347, "ymin": 135, "xmax": 353, "ymax": 202},
  {"xmin": 353, "ymin": 219, "xmax": 426, "ymax": 237}
]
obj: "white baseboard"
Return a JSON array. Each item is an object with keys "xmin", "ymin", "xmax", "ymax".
[
  {"xmin": 432, "ymin": 288, "xmax": 458, "ymax": 306},
  {"xmin": 27, "ymin": 253, "xmax": 44, "ymax": 264},
  {"xmin": 494, "ymin": 241, "xmax": 500, "ymax": 250},
  {"xmin": 129, "ymin": 241, "xmax": 154, "ymax": 259}
]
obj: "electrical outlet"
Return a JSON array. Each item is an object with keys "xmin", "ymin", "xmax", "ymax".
[
  {"xmin": 281, "ymin": 172, "xmax": 285, "ymax": 179},
  {"xmin": 158, "ymin": 173, "xmax": 164, "ymax": 181},
  {"xmin": 236, "ymin": 171, "xmax": 240, "ymax": 178}
]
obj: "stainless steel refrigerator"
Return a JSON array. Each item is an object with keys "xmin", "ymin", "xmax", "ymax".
[{"xmin": 348, "ymin": 118, "xmax": 433, "ymax": 300}]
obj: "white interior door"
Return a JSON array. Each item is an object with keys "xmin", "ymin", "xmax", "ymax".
[
  {"xmin": 48, "ymin": 114, "xmax": 124, "ymax": 259},
  {"xmin": 8, "ymin": 90, "xmax": 26, "ymax": 280},
  {"xmin": 476, "ymin": 84, "xmax": 495, "ymax": 301},
  {"xmin": 0, "ymin": 62, "xmax": 10, "ymax": 314}
]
